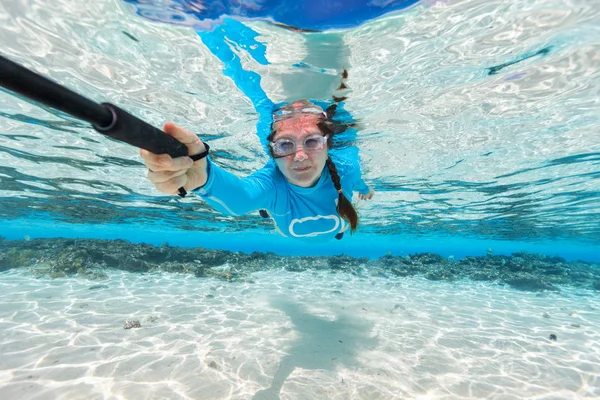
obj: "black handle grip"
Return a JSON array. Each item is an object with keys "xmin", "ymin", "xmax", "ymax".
[{"xmin": 94, "ymin": 103, "xmax": 189, "ymax": 158}]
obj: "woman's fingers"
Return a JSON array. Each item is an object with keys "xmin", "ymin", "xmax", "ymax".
[
  {"xmin": 140, "ymin": 149, "xmax": 193, "ymax": 172},
  {"xmin": 358, "ymin": 188, "xmax": 375, "ymax": 200},
  {"xmin": 140, "ymin": 123, "xmax": 209, "ymax": 194},
  {"xmin": 140, "ymin": 121, "xmax": 205, "ymax": 170},
  {"xmin": 162, "ymin": 122, "xmax": 207, "ymax": 157},
  {"xmin": 366, "ymin": 186, "xmax": 374, "ymax": 200},
  {"xmin": 155, "ymin": 155, "xmax": 193, "ymax": 172},
  {"xmin": 148, "ymin": 168, "xmax": 188, "ymax": 184}
]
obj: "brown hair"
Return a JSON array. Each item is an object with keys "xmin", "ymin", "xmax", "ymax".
[
  {"xmin": 326, "ymin": 157, "xmax": 358, "ymax": 233},
  {"xmin": 268, "ymin": 70, "xmax": 360, "ymax": 233}
]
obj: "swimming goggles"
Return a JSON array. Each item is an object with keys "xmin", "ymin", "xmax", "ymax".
[
  {"xmin": 272, "ymin": 106, "xmax": 327, "ymax": 122},
  {"xmin": 270, "ymin": 134, "xmax": 329, "ymax": 157}
]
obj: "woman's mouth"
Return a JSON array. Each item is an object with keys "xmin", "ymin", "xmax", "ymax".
[{"xmin": 293, "ymin": 165, "xmax": 311, "ymax": 172}]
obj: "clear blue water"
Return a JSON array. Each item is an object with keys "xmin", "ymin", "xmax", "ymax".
[{"xmin": 1, "ymin": 0, "xmax": 600, "ymax": 398}]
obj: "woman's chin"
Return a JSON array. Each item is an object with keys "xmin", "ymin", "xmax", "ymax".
[{"xmin": 289, "ymin": 173, "xmax": 319, "ymax": 188}]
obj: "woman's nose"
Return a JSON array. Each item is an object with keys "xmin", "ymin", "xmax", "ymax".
[{"xmin": 293, "ymin": 148, "xmax": 308, "ymax": 161}]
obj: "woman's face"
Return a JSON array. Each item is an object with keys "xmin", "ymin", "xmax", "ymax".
[{"xmin": 272, "ymin": 114, "xmax": 329, "ymax": 187}]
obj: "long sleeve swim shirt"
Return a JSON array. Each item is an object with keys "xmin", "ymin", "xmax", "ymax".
[{"xmin": 193, "ymin": 157, "xmax": 370, "ymax": 240}]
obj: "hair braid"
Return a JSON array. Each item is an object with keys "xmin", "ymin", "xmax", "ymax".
[{"xmin": 326, "ymin": 157, "xmax": 358, "ymax": 233}]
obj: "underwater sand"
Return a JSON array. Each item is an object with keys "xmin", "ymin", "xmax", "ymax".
[{"xmin": 0, "ymin": 267, "xmax": 599, "ymax": 399}]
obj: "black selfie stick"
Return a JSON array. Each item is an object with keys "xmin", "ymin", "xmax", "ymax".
[
  {"xmin": 0, "ymin": 54, "xmax": 189, "ymax": 158},
  {"xmin": 0, "ymin": 54, "xmax": 203, "ymax": 196}
]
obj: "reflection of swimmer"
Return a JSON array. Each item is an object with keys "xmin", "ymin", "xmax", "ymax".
[{"xmin": 140, "ymin": 99, "xmax": 374, "ymax": 240}]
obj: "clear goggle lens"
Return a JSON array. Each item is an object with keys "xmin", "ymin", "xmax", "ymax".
[{"xmin": 270, "ymin": 134, "xmax": 328, "ymax": 157}]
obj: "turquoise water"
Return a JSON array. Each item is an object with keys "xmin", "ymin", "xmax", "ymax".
[{"xmin": 1, "ymin": 0, "xmax": 600, "ymax": 398}]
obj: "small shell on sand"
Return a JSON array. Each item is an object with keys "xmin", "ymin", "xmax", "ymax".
[{"xmin": 123, "ymin": 320, "xmax": 141, "ymax": 329}]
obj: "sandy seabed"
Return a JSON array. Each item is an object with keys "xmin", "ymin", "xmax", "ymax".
[{"xmin": 0, "ymin": 267, "xmax": 598, "ymax": 400}]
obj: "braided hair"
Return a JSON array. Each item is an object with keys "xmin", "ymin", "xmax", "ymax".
[{"xmin": 326, "ymin": 157, "xmax": 358, "ymax": 233}]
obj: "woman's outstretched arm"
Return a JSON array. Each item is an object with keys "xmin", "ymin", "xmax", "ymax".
[{"xmin": 140, "ymin": 122, "xmax": 275, "ymax": 215}]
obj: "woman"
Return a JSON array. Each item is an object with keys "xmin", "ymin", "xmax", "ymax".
[{"xmin": 141, "ymin": 100, "xmax": 374, "ymax": 240}]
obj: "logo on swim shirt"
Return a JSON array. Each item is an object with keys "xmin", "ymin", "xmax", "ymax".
[{"xmin": 288, "ymin": 214, "xmax": 346, "ymax": 237}]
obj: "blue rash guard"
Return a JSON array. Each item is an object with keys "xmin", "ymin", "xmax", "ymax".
[{"xmin": 193, "ymin": 156, "xmax": 370, "ymax": 240}]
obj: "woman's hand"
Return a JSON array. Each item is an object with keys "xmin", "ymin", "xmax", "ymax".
[
  {"xmin": 140, "ymin": 122, "xmax": 208, "ymax": 195},
  {"xmin": 359, "ymin": 185, "xmax": 374, "ymax": 201}
]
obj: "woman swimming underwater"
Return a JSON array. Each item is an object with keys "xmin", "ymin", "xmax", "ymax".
[{"xmin": 140, "ymin": 99, "xmax": 374, "ymax": 240}]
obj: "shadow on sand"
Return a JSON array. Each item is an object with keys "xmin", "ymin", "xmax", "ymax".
[{"xmin": 252, "ymin": 296, "xmax": 378, "ymax": 400}]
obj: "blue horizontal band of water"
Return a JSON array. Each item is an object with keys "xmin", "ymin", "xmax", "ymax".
[{"xmin": 2, "ymin": 219, "xmax": 598, "ymax": 263}]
